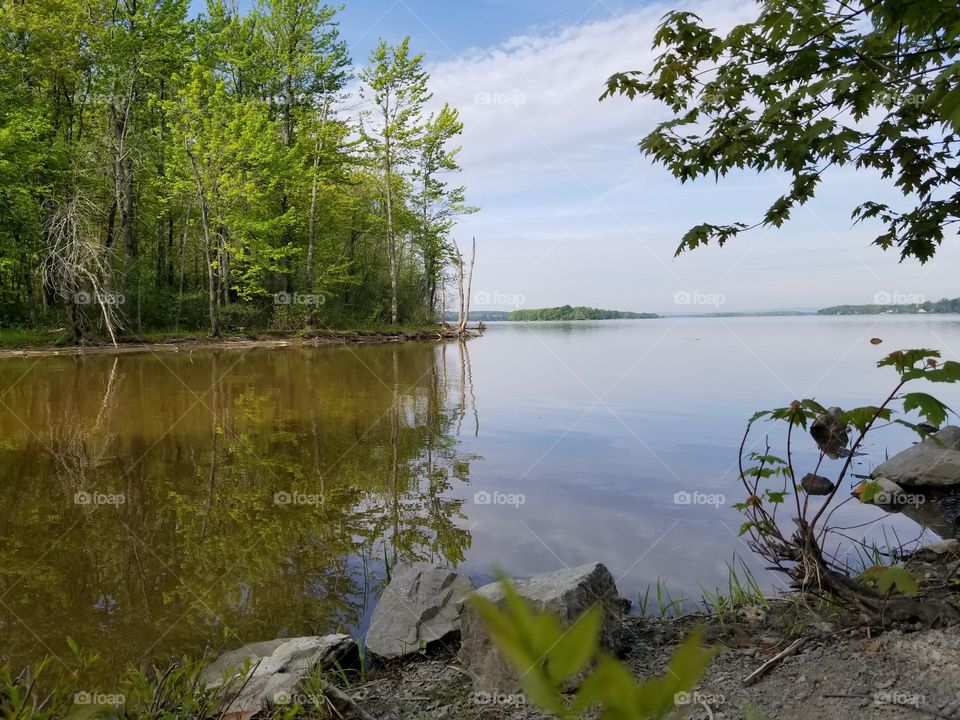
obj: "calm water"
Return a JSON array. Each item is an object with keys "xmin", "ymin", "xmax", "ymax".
[{"xmin": 2, "ymin": 315, "xmax": 960, "ymax": 681}]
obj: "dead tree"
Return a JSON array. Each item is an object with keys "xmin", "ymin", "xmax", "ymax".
[
  {"xmin": 453, "ymin": 237, "xmax": 475, "ymax": 335},
  {"xmin": 44, "ymin": 192, "xmax": 122, "ymax": 345}
]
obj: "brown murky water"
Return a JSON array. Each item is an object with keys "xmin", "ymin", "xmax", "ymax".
[{"xmin": 0, "ymin": 341, "xmax": 474, "ymax": 682}]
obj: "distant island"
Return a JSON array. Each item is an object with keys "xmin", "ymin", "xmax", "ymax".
[
  {"xmin": 444, "ymin": 311, "xmax": 511, "ymax": 322},
  {"xmin": 671, "ymin": 310, "xmax": 812, "ymax": 318},
  {"xmin": 508, "ymin": 306, "xmax": 658, "ymax": 321},
  {"xmin": 818, "ymin": 297, "xmax": 960, "ymax": 316}
]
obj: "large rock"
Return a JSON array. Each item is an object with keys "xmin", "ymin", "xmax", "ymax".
[
  {"xmin": 365, "ymin": 562, "xmax": 474, "ymax": 660},
  {"xmin": 203, "ymin": 634, "xmax": 357, "ymax": 717},
  {"xmin": 872, "ymin": 426, "xmax": 960, "ymax": 487},
  {"xmin": 458, "ymin": 562, "xmax": 621, "ymax": 694}
]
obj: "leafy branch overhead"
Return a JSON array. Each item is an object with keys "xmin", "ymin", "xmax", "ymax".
[{"xmin": 603, "ymin": 1, "xmax": 960, "ymax": 262}]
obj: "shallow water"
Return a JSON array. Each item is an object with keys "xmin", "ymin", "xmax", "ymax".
[{"xmin": 1, "ymin": 315, "xmax": 959, "ymax": 681}]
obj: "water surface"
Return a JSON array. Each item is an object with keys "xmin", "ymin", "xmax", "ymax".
[{"xmin": 2, "ymin": 315, "xmax": 959, "ymax": 681}]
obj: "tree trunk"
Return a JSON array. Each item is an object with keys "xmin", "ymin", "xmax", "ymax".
[
  {"xmin": 385, "ymin": 160, "xmax": 398, "ymax": 324},
  {"xmin": 175, "ymin": 203, "xmax": 191, "ymax": 331},
  {"xmin": 187, "ymin": 148, "xmax": 220, "ymax": 337},
  {"xmin": 305, "ymin": 97, "xmax": 330, "ymax": 328},
  {"xmin": 457, "ymin": 238, "xmax": 475, "ymax": 335}
]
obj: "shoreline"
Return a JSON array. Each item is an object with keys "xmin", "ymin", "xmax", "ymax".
[
  {"xmin": 0, "ymin": 327, "xmax": 477, "ymax": 360},
  {"xmin": 5, "ymin": 551, "xmax": 959, "ymax": 719},
  {"xmin": 354, "ymin": 610, "xmax": 959, "ymax": 720}
]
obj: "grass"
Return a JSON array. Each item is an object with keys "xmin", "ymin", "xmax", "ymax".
[
  {"xmin": 698, "ymin": 557, "xmax": 768, "ymax": 626},
  {"xmin": 0, "ymin": 327, "xmax": 69, "ymax": 348},
  {"xmin": 635, "ymin": 558, "xmax": 768, "ymax": 623},
  {"xmin": 637, "ymin": 578, "xmax": 687, "ymax": 618},
  {"xmin": 0, "ymin": 650, "xmax": 353, "ymax": 720}
]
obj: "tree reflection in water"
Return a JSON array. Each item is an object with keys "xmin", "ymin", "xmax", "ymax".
[{"xmin": 0, "ymin": 340, "xmax": 479, "ymax": 683}]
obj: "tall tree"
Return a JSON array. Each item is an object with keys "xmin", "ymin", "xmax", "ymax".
[
  {"xmin": 0, "ymin": 1, "xmax": 474, "ymax": 340},
  {"xmin": 360, "ymin": 38, "xmax": 432, "ymax": 324},
  {"xmin": 413, "ymin": 103, "xmax": 473, "ymax": 319}
]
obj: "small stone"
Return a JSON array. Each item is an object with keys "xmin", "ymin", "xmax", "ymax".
[
  {"xmin": 811, "ymin": 408, "xmax": 850, "ymax": 459},
  {"xmin": 924, "ymin": 539, "xmax": 960, "ymax": 555},
  {"xmin": 857, "ymin": 477, "xmax": 905, "ymax": 505},
  {"xmin": 800, "ymin": 473, "xmax": 835, "ymax": 495}
]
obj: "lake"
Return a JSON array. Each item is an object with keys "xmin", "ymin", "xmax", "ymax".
[{"xmin": 2, "ymin": 315, "xmax": 959, "ymax": 682}]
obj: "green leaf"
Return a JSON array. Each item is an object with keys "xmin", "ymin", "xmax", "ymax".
[
  {"xmin": 546, "ymin": 606, "xmax": 603, "ymax": 682},
  {"xmin": 902, "ymin": 392, "xmax": 952, "ymax": 427},
  {"xmin": 802, "ymin": 399, "xmax": 827, "ymax": 414},
  {"xmin": 841, "ymin": 406, "xmax": 891, "ymax": 433},
  {"xmin": 857, "ymin": 481, "xmax": 881, "ymax": 503},
  {"xmin": 878, "ymin": 349, "xmax": 940, "ymax": 374},
  {"xmin": 903, "ymin": 361, "xmax": 960, "ymax": 384},
  {"xmin": 865, "ymin": 564, "xmax": 920, "ymax": 596}
]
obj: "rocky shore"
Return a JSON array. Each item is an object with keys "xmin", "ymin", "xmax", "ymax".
[{"xmin": 204, "ymin": 552, "xmax": 960, "ymax": 720}]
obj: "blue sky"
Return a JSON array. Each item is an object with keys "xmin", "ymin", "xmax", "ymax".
[
  {"xmin": 187, "ymin": 0, "xmax": 960, "ymax": 313},
  {"xmin": 189, "ymin": 1, "xmax": 641, "ymax": 62}
]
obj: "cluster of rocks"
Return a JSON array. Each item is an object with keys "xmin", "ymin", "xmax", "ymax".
[
  {"xmin": 203, "ymin": 561, "xmax": 623, "ymax": 717},
  {"xmin": 803, "ymin": 415, "xmax": 960, "ymax": 492}
]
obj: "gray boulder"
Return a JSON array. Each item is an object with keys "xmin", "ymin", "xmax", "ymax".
[
  {"xmin": 872, "ymin": 426, "xmax": 960, "ymax": 487},
  {"xmin": 458, "ymin": 562, "xmax": 621, "ymax": 694},
  {"xmin": 365, "ymin": 562, "xmax": 474, "ymax": 660},
  {"xmin": 203, "ymin": 634, "xmax": 357, "ymax": 716}
]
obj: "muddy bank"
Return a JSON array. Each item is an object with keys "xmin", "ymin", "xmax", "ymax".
[{"xmin": 0, "ymin": 327, "xmax": 477, "ymax": 360}]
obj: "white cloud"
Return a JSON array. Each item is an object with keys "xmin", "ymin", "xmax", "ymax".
[{"xmin": 423, "ymin": 1, "xmax": 960, "ymax": 313}]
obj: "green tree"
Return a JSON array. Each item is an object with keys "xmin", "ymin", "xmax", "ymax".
[
  {"xmin": 603, "ymin": 1, "xmax": 960, "ymax": 262},
  {"xmin": 360, "ymin": 38, "xmax": 432, "ymax": 324},
  {"xmin": 413, "ymin": 103, "xmax": 474, "ymax": 319}
]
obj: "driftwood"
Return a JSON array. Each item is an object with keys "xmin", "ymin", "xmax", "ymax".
[
  {"xmin": 318, "ymin": 678, "xmax": 383, "ymax": 720},
  {"xmin": 742, "ymin": 637, "xmax": 806, "ymax": 686}
]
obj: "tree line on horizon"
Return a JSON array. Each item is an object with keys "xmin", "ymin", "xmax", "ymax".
[
  {"xmin": 0, "ymin": 0, "xmax": 474, "ymax": 343},
  {"xmin": 508, "ymin": 305, "xmax": 658, "ymax": 321},
  {"xmin": 819, "ymin": 296, "xmax": 960, "ymax": 315}
]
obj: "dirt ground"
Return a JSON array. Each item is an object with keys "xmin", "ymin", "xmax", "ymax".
[{"xmin": 351, "ymin": 607, "xmax": 960, "ymax": 720}]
